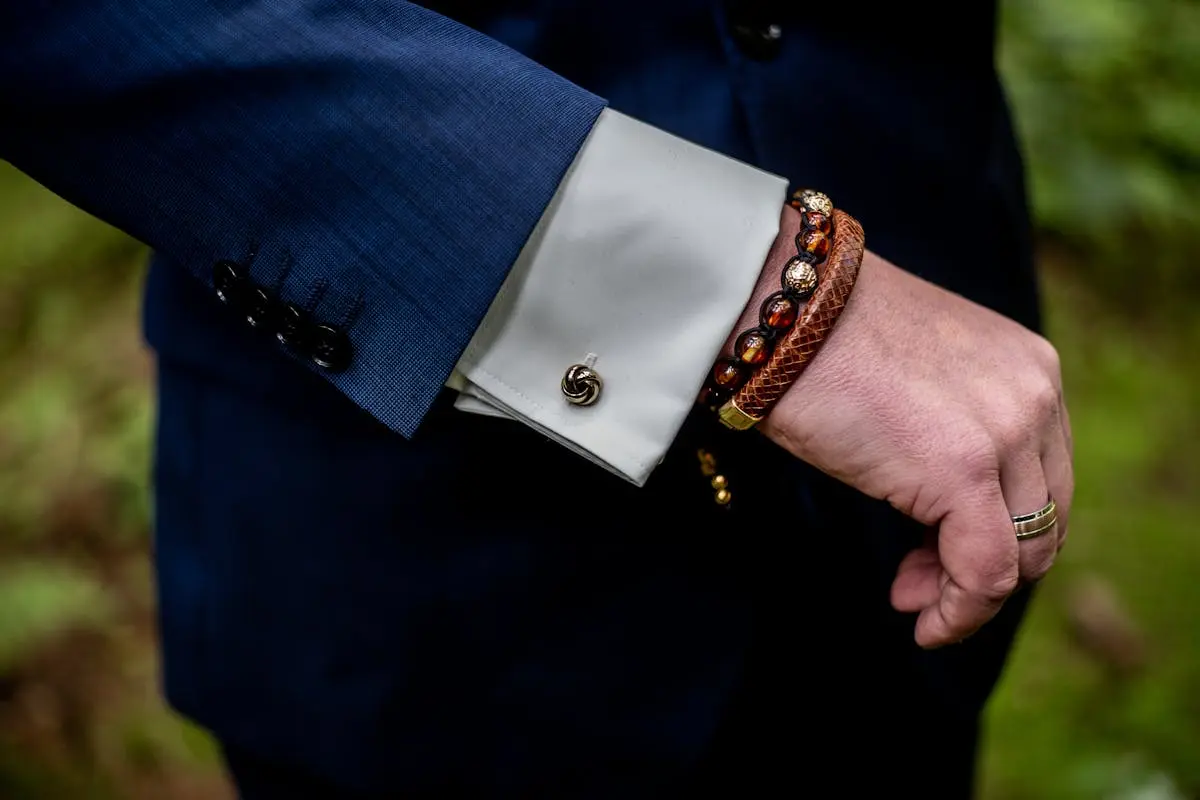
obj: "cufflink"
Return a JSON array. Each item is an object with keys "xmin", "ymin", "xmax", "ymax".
[{"xmin": 561, "ymin": 364, "xmax": 603, "ymax": 406}]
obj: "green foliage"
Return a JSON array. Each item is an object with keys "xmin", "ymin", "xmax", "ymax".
[
  {"xmin": 0, "ymin": 562, "xmax": 116, "ymax": 675},
  {"xmin": 0, "ymin": 163, "xmax": 151, "ymax": 549},
  {"xmin": 0, "ymin": 164, "xmax": 204, "ymax": 796},
  {"xmin": 986, "ymin": 13, "xmax": 1200, "ymax": 788},
  {"xmin": 980, "ymin": 273, "xmax": 1200, "ymax": 799},
  {"xmin": 0, "ymin": 752, "xmax": 118, "ymax": 800},
  {"xmin": 1000, "ymin": 0, "xmax": 1200, "ymax": 305}
]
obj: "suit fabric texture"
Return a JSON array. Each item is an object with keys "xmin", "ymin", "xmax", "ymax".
[{"xmin": 1, "ymin": 1, "xmax": 1038, "ymax": 796}]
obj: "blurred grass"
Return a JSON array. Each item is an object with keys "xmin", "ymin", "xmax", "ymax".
[
  {"xmin": 982, "ymin": 3, "xmax": 1200, "ymax": 794},
  {"xmin": 0, "ymin": 0, "xmax": 1198, "ymax": 795},
  {"xmin": 980, "ymin": 270, "xmax": 1200, "ymax": 799},
  {"xmin": 0, "ymin": 163, "xmax": 225, "ymax": 799}
]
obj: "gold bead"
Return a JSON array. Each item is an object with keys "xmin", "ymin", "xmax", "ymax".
[
  {"xmin": 697, "ymin": 449, "xmax": 718, "ymax": 476},
  {"xmin": 711, "ymin": 475, "xmax": 728, "ymax": 490},
  {"xmin": 714, "ymin": 488, "xmax": 732, "ymax": 505},
  {"xmin": 799, "ymin": 189, "xmax": 833, "ymax": 216},
  {"xmin": 782, "ymin": 257, "xmax": 818, "ymax": 294}
]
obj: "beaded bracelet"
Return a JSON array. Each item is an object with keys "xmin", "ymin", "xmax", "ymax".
[
  {"xmin": 721, "ymin": 207, "xmax": 865, "ymax": 428},
  {"xmin": 698, "ymin": 188, "xmax": 836, "ymax": 412},
  {"xmin": 691, "ymin": 192, "xmax": 864, "ymax": 506}
]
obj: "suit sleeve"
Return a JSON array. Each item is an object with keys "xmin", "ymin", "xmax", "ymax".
[
  {"xmin": 0, "ymin": 2, "xmax": 786, "ymax": 486},
  {"xmin": 0, "ymin": 0, "xmax": 605, "ymax": 436}
]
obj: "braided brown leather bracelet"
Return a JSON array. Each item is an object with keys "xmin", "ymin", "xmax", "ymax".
[{"xmin": 719, "ymin": 208, "xmax": 866, "ymax": 429}]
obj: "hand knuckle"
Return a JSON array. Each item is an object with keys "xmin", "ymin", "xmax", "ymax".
[
  {"xmin": 1003, "ymin": 379, "xmax": 1059, "ymax": 437},
  {"xmin": 994, "ymin": 410, "xmax": 1032, "ymax": 453},
  {"xmin": 1033, "ymin": 335, "xmax": 1062, "ymax": 374},
  {"xmin": 1032, "ymin": 378, "xmax": 1061, "ymax": 417},
  {"xmin": 954, "ymin": 436, "xmax": 999, "ymax": 483}
]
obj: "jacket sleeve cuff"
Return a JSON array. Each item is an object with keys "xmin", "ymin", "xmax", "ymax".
[{"xmin": 451, "ymin": 109, "xmax": 787, "ymax": 486}]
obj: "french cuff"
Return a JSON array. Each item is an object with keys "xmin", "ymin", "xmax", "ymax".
[{"xmin": 451, "ymin": 109, "xmax": 787, "ymax": 486}]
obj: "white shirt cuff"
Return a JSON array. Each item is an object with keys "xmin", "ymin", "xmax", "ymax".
[{"xmin": 449, "ymin": 108, "xmax": 787, "ymax": 486}]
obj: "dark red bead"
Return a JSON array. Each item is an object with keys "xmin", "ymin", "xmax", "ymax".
[
  {"xmin": 711, "ymin": 358, "xmax": 746, "ymax": 391},
  {"xmin": 760, "ymin": 292, "xmax": 799, "ymax": 330},
  {"xmin": 797, "ymin": 229, "xmax": 830, "ymax": 261},
  {"xmin": 803, "ymin": 211, "xmax": 831, "ymax": 235},
  {"xmin": 735, "ymin": 329, "xmax": 772, "ymax": 366}
]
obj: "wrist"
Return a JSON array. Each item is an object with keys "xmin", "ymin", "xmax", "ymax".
[{"xmin": 760, "ymin": 248, "xmax": 884, "ymax": 435}]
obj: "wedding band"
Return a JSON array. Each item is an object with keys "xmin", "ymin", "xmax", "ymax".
[{"xmin": 1012, "ymin": 499, "xmax": 1057, "ymax": 541}]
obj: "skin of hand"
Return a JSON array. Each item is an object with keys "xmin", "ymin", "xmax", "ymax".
[{"xmin": 727, "ymin": 206, "xmax": 1074, "ymax": 648}]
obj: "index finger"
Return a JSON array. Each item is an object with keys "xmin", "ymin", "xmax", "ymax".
[{"xmin": 914, "ymin": 480, "xmax": 1020, "ymax": 648}]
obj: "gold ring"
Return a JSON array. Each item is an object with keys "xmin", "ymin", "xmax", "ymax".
[{"xmin": 1013, "ymin": 499, "xmax": 1057, "ymax": 541}]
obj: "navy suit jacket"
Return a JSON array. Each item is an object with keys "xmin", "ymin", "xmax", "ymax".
[{"xmin": 2, "ymin": 2, "xmax": 1038, "ymax": 796}]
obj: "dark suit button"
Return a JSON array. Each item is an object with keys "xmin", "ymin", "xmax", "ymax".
[
  {"xmin": 213, "ymin": 260, "xmax": 248, "ymax": 306},
  {"xmin": 244, "ymin": 286, "xmax": 275, "ymax": 329},
  {"xmin": 310, "ymin": 324, "xmax": 352, "ymax": 372},
  {"xmin": 730, "ymin": 21, "xmax": 783, "ymax": 60},
  {"xmin": 275, "ymin": 302, "xmax": 309, "ymax": 348}
]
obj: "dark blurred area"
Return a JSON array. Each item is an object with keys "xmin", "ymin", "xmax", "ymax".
[{"xmin": 0, "ymin": 1, "xmax": 1197, "ymax": 797}]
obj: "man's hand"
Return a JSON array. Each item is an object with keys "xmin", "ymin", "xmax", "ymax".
[{"xmin": 736, "ymin": 207, "xmax": 1074, "ymax": 648}]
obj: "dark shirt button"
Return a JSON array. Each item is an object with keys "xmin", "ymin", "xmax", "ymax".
[
  {"xmin": 244, "ymin": 286, "xmax": 275, "ymax": 329},
  {"xmin": 730, "ymin": 21, "xmax": 783, "ymax": 60},
  {"xmin": 275, "ymin": 302, "xmax": 309, "ymax": 348},
  {"xmin": 213, "ymin": 260, "xmax": 248, "ymax": 306},
  {"xmin": 310, "ymin": 324, "xmax": 352, "ymax": 372}
]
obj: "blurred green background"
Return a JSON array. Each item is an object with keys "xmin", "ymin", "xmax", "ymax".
[{"xmin": 1, "ymin": 1, "xmax": 1197, "ymax": 797}]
